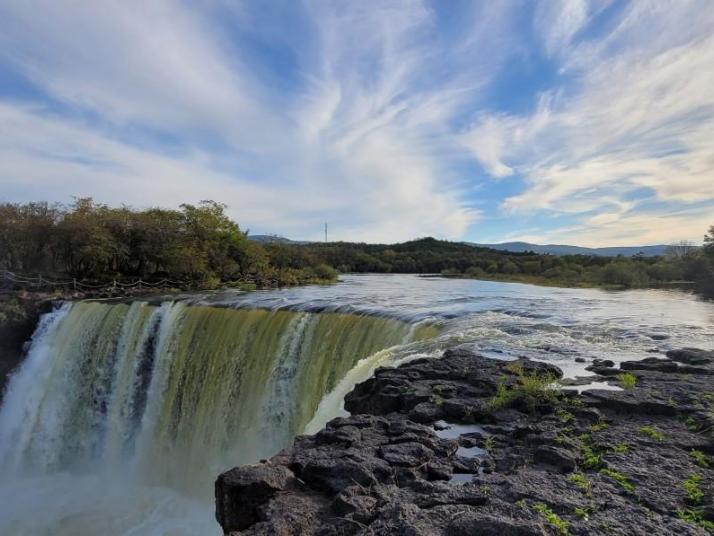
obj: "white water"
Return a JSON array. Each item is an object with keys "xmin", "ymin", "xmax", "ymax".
[{"xmin": 1, "ymin": 274, "xmax": 713, "ymax": 534}]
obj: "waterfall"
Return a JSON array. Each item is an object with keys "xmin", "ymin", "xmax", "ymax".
[{"xmin": 0, "ymin": 300, "xmax": 436, "ymax": 498}]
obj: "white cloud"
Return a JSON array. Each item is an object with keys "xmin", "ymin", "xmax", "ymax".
[
  {"xmin": 0, "ymin": 0, "xmax": 513, "ymax": 242},
  {"xmin": 465, "ymin": 0, "xmax": 714, "ymax": 244}
]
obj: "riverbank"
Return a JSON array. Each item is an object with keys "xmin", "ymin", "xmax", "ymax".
[
  {"xmin": 436, "ymin": 272, "xmax": 700, "ymax": 292},
  {"xmin": 216, "ymin": 347, "xmax": 714, "ymax": 535}
]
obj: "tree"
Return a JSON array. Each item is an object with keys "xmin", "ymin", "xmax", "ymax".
[
  {"xmin": 704, "ymin": 226, "xmax": 714, "ymax": 261},
  {"xmin": 666, "ymin": 240, "xmax": 698, "ymax": 259}
]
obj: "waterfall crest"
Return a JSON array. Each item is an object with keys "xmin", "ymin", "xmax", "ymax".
[{"xmin": 0, "ymin": 301, "xmax": 436, "ymax": 495}]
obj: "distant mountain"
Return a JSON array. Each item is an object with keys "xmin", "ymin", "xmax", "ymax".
[
  {"xmin": 248, "ymin": 234, "xmax": 310, "ymax": 245},
  {"xmin": 470, "ymin": 241, "xmax": 670, "ymax": 257}
]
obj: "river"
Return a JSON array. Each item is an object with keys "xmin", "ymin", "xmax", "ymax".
[{"xmin": 0, "ymin": 274, "xmax": 712, "ymax": 534}]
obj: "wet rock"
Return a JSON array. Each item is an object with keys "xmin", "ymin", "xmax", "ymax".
[
  {"xmin": 215, "ymin": 465, "xmax": 296, "ymax": 532},
  {"xmin": 667, "ymin": 348, "xmax": 714, "ymax": 365},
  {"xmin": 533, "ymin": 445, "xmax": 577, "ymax": 473}
]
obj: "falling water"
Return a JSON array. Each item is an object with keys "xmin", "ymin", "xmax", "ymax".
[{"xmin": 0, "ymin": 299, "xmax": 435, "ymax": 534}]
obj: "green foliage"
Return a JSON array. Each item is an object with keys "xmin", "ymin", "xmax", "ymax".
[
  {"xmin": 690, "ymin": 449, "xmax": 710, "ymax": 468},
  {"xmin": 589, "ymin": 418, "xmax": 609, "ymax": 432},
  {"xmin": 532, "ymin": 502, "xmax": 570, "ymax": 536},
  {"xmin": 617, "ymin": 372, "xmax": 637, "ymax": 389},
  {"xmin": 581, "ymin": 443, "xmax": 603, "ymax": 470},
  {"xmin": 678, "ymin": 508, "xmax": 714, "ymax": 532},
  {"xmin": 486, "ymin": 367, "xmax": 559, "ymax": 414},
  {"xmin": 683, "ymin": 474, "xmax": 704, "ymax": 504},
  {"xmin": 484, "ymin": 436, "xmax": 495, "ymax": 453},
  {"xmin": 0, "ymin": 199, "xmax": 338, "ymax": 288},
  {"xmin": 568, "ymin": 473, "xmax": 592, "ymax": 495},
  {"xmin": 611, "ymin": 443, "xmax": 629, "ymax": 454},
  {"xmin": 574, "ymin": 506, "xmax": 592, "ymax": 520},
  {"xmin": 639, "ymin": 426, "xmax": 665, "ymax": 441},
  {"xmin": 600, "ymin": 468, "xmax": 635, "ymax": 493},
  {"xmin": 557, "ymin": 409, "xmax": 574, "ymax": 423}
]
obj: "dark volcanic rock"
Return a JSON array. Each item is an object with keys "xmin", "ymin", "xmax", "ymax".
[
  {"xmin": 667, "ymin": 348, "xmax": 714, "ymax": 365},
  {"xmin": 216, "ymin": 349, "xmax": 714, "ymax": 535}
]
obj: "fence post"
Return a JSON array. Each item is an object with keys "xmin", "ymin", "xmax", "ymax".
[
  {"xmin": 113, "ymin": 279, "xmax": 117, "ymax": 291},
  {"xmin": 73, "ymin": 278, "xmax": 77, "ymax": 291},
  {"xmin": 37, "ymin": 273, "xmax": 43, "ymax": 288},
  {"xmin": 138, "ymin": 279, "xmax": 142, "ymax": 290}
]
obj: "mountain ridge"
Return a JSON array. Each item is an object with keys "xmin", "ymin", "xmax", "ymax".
[{"xmin": 249, "ymin": 235, "xmax": 671, "ymax": 257}]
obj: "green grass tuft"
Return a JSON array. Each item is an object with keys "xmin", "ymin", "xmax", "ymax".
[
  {"xmin": 683, "ymin": 474, "xmax": 705, "ymax": 504},
  {"xmin": 617, "ymin": 372, "xmax": 637, "ymax": 389},
  {"xmin": 600, "ymin": 468, "xmax": 635, "ymax": 493},
  {"xmin": 690, "ymin": 449, "xmax": 710, "ymax": 469},
  {"xmin": 611, "ymin": 442, "xmax": 629, "ymax": 454},
  {"xmin": 638, "ymin": 426, "xmax": 665, "ymax": 441},
  {"xmin": 532, "ymin": 503, "xmax": 570, "ymax": 536},
  {"xmin": 568, "ymin": 473, "xmax": 592, "ymax": 495},
  {"xmin": 678, "ymin": 509, "xmax": 714, "ymax": 532}
]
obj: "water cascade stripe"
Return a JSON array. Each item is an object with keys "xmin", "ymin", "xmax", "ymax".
[{"xmin": 0, "ymin": 301, "xmax": 437, "ymax": 496}]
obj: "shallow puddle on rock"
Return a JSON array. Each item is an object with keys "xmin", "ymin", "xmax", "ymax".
[
  {"xmin": 456, "ymin": 445, "xmax": 485, "ymax": 458},
  {"xmin": 448, "ymin": 473, "xmax": 475, "ymax": 485},
  {"xmin": 433, "ymin": 420, "xmax": 485, "ymax": 439},
  {"xmin": 561, "ymin": 381, "xmax": 622, "ymax": 393}
]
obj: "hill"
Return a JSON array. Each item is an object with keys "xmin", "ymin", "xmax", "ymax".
[{"xmin": 471, "ymin": 241, "xmax": 669, "ymax": 257}]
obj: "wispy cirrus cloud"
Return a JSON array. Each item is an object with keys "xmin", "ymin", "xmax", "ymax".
[{"xmin": 464, "ymin": 0, "xmax": 714, "ymax": 245}]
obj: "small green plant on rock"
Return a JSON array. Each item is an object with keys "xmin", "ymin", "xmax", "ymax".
[
  {"xmin": 486, "ymin": 369, "xmax": 559, "ymax": 413},
  {"xmin": 611, "ymin": 442, "xmax": 629, "ymax": 454},
  {"xmin": 590, "ymin": 418, "xmax": 609, "ymax": 433},
  {"xmin": 574, "ymin": 506, "xmax": 592, "ymax": 520},
  {"xmin": 690, "ymin": 449, "xmax": 710, "ymax": 468},
  {"xmin": 617, "ymin": 372, "xmax": 637, "ymax": 389},
  {"xmin": 678, "ymin": 508, "xmax": 714, "ymax": 532},
  {"xmin": 484, "ymin": 436, "xmax": 495, "ymax": 453},
  {"xmin": 579, "ymin": 436, "xmax": 604, "ymax": 470},
  {"xmin": 600, "ymin": 468, "xmax": 635, "ymax": 493},
  {"xmin": 557, "ymin": 409, "xmax": 574, "ymax": 423},
  {"xmin": 683, "ymin": 474, "xmax": 704, "ymax": 504},
  {"xmin": 568, "ymin": 473, "xmax": 592, "ymax": 495},
  {"xmin": 639, "ymin": 426, "xmax": 665, "ymax": 441},
  {"xmin": 532, "ymin": 502, "xmax": 570, "ymax": 536}
]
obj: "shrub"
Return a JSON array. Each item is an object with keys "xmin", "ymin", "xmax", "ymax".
[
  {"xmin": 690, "ymin": 449, "xmax": 710, "ymax": 468},
  {"xmin": 617, "ymin": 372, "xmax": 637, "ymax": 389},
  {"xmin": 568, "ymin": 473, "xmax": 592, "ymax": 495},
  {"xmin": 532, "ymin": 503, "xmax": 570, "ymax": 535},
  {"xmin": 600, "ymin": 468, "xmax": 635, "ymax": 493},
  {"xmin": 683, "ymin": 474, "xmax": 704, "ymax": 504},
  {"xmin": 639, "ymin": 426, "xmax": 665, "ymax": 441}
]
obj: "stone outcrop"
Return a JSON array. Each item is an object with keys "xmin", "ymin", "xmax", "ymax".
[{"xmin": 216, "ymin": 347, "xmax": 714, "ymax": 535}]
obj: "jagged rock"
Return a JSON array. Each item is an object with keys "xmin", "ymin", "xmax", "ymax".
[
  {"xmin": 215, "ymin": 465, "xmax": 296, "ymax": 532},
  {"xmin": 216, "ymin": 348, "xmax": 714, "ymax": 535},
  {"xmin": 533, "ymin": 445, "xmax": 577, "ymax": 473}
]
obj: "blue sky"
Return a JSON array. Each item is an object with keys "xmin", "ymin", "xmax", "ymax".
[{"xmin": 1, "ymin": 0, "xmax": 713, "ymax": 246}]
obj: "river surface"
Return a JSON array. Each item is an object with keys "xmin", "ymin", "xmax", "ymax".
[{"xmin": 0, "ymin": 274, "xmax": 712, "ymax": 535}]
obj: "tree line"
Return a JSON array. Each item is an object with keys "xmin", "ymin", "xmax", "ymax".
[
  {"xmin": 1, "ymin": 199, "xmax": 712, "ymax": 297},
  {"xmin": 0, "ymin": 199, "xmax": 337, "ymax": 288},
  {"xmin": 265, "ymin": 233, "xmax": 714, "ymax": 297}
]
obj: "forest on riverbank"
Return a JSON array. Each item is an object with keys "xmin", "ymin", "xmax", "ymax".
[
  {"xmin": 267, "ymin": 234, "xmax": 714, "ymax": 297},
  {"xmin": 0, "ymin": 199, "xmax": 337, "ymax": 289},
  {"xmin": 1, "ymin": 199, "xmax": 713, "ymax": 297}
]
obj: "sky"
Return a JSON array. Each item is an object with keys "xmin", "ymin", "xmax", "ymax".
[{"xmin": 0, "ymin": 0, "xmax": 713, "ymax": 246}]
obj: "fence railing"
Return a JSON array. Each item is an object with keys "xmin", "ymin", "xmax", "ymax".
[
  {"xmin": 1, "ymin": 269, "xmax": 189, "ymax": 293},
  {"xmin": 0, "ymin": 269, "xmax": 271, "ymax": 294}
]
